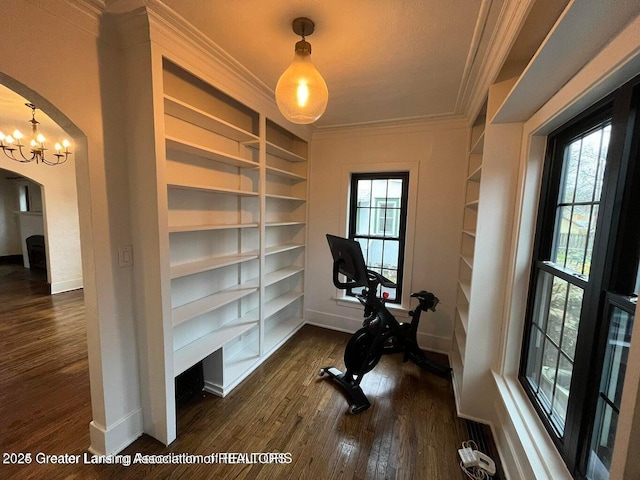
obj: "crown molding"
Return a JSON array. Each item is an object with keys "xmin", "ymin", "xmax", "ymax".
[
  {"xmin": 148, "ymin": 0, "xmax": 314, "ymax": 139},
  {"xmin": 105, "ymin": 0, "xmax": 313, "ymax": 141},
  {"xmin": 71, "ymin": 0, "xmax": 106, "ymax": 16},
  {"xmin": 20, "ymin": 0, "xmax": 106, "ymax": 38},
  {"xmin": 103, "ymin": 0, "xmax": 275, "ymax": 108},
  {"xmin": 312, "ymin": 114, "xmax": 469, "ymax": 140},
  {"xmin": 146, "ymin": 1, "xmax": 274, "ymax": 104},
  {"xmin": 454, "ymin": 0, "xmax": 493, "ymax": 119},
  {"xmin": 458, "ymin": 0, "xmax": 536, "ymax": 126}
]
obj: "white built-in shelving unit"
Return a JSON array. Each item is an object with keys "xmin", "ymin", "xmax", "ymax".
[
  {"xmin": 451, "ymin": 103, "xmax": 485, "ymax": 412},
  {"xmin": 128, "ymin": 52, "xmax": 309, "ymax": 445},
  {"xmin": 164, "ymin": 60, "xmax": 308, "ymax": 395},
  {"xmin": 451, "ymin": 78, "xmax": 530, "ymax": 422},
  {"xmin": 163, "ymin": 61, "xmax": 264, "ymax": 392}
]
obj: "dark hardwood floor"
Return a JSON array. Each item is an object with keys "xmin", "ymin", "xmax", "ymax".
[
  {"xmin": 0, "ymin": 263, "xmax": 92, "ymax": 479},
  {"xmin": 0, "ymin": 263, "xmax": 474, "ymax": 479}
]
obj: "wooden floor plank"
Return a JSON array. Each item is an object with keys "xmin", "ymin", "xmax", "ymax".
[{"xmin": 1, "ymin": 264, "xmax": 473, "ymax": 479}]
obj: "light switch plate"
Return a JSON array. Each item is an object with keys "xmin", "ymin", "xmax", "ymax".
[{"xmin": 118, "ymin": 245, "xmax": 133, "ymax": 267}]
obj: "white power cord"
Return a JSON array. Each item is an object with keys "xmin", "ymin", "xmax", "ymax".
[
  {"xmin": 460, "ymin": 461, "xmax": 490, "ymax": 480},
  {"xmin": 458, "ymin": 440, "xmax": 494, "ymax": 479}
]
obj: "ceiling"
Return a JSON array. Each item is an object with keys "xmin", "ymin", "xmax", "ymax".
[
  {"xmin": 0, "ymin": 1, "xmax": 544, "ymax": 133},
  {"xmin": 154, "ymin": 0, "xmax": 511, "ymax": 128}
]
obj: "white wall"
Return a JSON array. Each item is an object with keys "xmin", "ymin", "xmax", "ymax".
[
  {"xmin": 0, "ymin": 154, "xmax": 82, "ymax": 292},
  {"xmin": 306, "ymin": 121, "xmax": 468, "ymax": 353},
  {"xmin": 0, "ymin": 0, "xmax": 141, "ymax": 455}
]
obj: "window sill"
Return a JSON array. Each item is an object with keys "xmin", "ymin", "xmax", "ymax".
[{"xmin": 492, "ymin": 371, "xmax": 572, "ymax": 480}]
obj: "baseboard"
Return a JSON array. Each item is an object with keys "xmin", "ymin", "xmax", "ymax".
[
  {"xmin": 0, "ymin": 254, "xmax": 23, "ymax": 265},
  {"xmin": 88, "ymin": 408, "xmax": 143, "ymax": 456},
  {"xmin": 455, "ymin": 407, "xmax": 496, "ymax": 426},
  {"xmin": 416, "ymin": 330, "xmax": 451, "ymax": 355},
  {"xmin": 304, "ymin": 308, "xmax": 452, "ymax": 354},
  {"xmin": 304, "ymin": 308, "xmax": 362, "ymax": 334},
  {"xmin": 203, "ymin": 380, "xmax": 224, "ymax": 397},
  {"xmin": 51, "ymin": 277, "xmax": 83, "ymax": 294}
]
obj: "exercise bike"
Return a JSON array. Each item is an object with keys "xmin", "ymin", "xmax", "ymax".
[{"xmin": 319, "ymin": 234, "xmax": 451, "ymax": 413}]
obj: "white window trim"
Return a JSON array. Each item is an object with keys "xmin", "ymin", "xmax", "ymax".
[{"xmin": 336, "ymin": 161, "xmax": 419, "ymax": 311}]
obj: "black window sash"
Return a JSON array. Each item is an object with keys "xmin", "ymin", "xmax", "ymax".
[{"xmin": 347, "ymin": 172, "xmax": 409, "ymax": 303}]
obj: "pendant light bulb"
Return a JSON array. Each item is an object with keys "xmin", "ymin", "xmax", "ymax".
[{"xmin": 275, "ymin": 18, "xmax": 328, "ymax": 124}]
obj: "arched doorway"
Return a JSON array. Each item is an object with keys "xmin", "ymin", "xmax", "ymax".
[
  {"xmin": 0, "ymin": 80, "xmax": 93, "ymax": 460},
  {"xmin": 0, "ymin": 84, "xmax": 82, "ymax": 293}
]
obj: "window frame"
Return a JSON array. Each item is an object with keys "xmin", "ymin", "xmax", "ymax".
[
  {"xmin": 521, "ymin": 108, "xmax": 612, "ymax": 444},
  {"xmin": 519, "ymin": 76, "xmax": 640, "ymax": 478},
  {"xmin": 347, "ymin": 171, "xmax": 410, "ymax": 303}
]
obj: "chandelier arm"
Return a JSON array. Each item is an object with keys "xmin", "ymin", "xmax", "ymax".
[
  {"xmin": 41, "ymin": 151, "xmax": 70, "ymax": 166},
  {"xmin": 42, "ymin": 155, "xmax": 63, "ymax": 166},
  {"xmin": 16, "ymin": 144, "xmax": 38, "ymax": 162},
  {"xmin": 0, "ymin": 144, "xmax": 36, "ymax": 163},
  {"xmin": 1, "ymin": 148, "xmax": 16, "ymax": 161}
]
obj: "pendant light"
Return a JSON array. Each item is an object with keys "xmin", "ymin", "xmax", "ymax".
[{"xmin": 275, "ymin": 17, "xmax": 328, "ymax": 124}]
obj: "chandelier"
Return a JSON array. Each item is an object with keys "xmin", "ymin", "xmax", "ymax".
[{"xmin": 0, "ymin": 103, "xmax": 71, "ymax": 166}]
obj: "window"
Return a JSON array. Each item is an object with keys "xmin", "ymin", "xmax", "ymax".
[
  {"xmin": 348, "ymin": 172, "xmax": 409, "ymax": 303},
  {"xmin": 520, "ymin": 78, "xmax": 640, "ymax": 479},
  {"xmin": 587, "ymin": 297, "xmax": 634, "ymax": 479},
  {"xmin": 523, "ymin": 120, "xmax": 611, "ymax": 435}
]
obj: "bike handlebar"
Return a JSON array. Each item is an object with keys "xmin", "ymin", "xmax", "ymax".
[
  {"xmin": 367, "ymin": 270, "xmax": 396, "ymax": 289},
  {"xmin": 332, "ymin": 258, "xmax": 396, "ymax": 290}
]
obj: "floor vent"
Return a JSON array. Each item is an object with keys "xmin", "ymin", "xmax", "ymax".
[{"xmin": 465, "ymin": 419, "xmax": 504, "ymax": 479}]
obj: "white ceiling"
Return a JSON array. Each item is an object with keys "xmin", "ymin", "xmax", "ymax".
[
  {"xmin": 156, "ymin": 0, "xmax": 509, "ymax": 128},
  {"xmin": 0, "ymin": 0, "xmax": 521, "ymax": 132}
]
